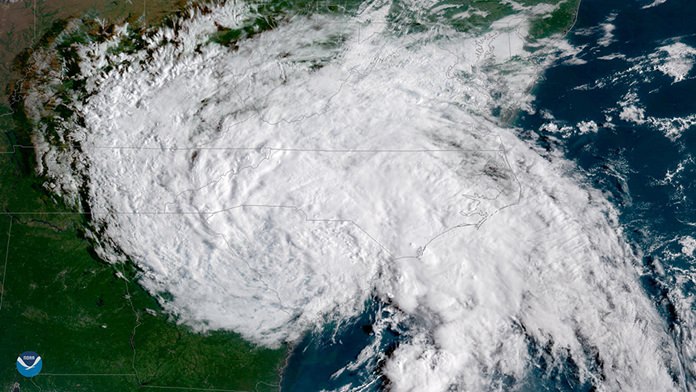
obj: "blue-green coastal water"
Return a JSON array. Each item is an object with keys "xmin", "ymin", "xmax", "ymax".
[
  {"xmin": 282, "ymin": 0, "xmax": 696, "ymax": 390},
  {"xmin": 8, "ymin": 0, "xmax": 694, "ymax": 390}
]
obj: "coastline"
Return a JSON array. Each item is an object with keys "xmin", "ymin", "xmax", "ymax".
[{"xmin": 4, "ymin": 0, "xmax": 590, "ymax": 390}]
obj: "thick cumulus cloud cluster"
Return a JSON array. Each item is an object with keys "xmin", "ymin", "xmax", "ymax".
[
  {"xmin": 655, "ymin": 42, "xmax": 696, "ymax": 83},
  {"xmin": 31, "ymin": 1, "xmax": 684, "ymax": 390}
]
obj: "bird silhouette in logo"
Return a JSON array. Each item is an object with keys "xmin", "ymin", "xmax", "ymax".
[{"xmin": 16, "ymin": 355, "xmax": 41, "ymax": 371}]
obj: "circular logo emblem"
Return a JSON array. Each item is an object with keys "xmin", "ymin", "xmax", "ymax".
[{"xmin": 16, "ymin": 351, "xmax": 42, "ymax": 377}]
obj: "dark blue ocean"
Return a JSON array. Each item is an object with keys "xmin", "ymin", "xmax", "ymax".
[{"xmin": 282, "ymin": 0, "xmax": 696, "ymax": 390}]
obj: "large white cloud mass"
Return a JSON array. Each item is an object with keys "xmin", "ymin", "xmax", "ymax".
[{"xmin": 29, "ymin": 1, "xmax": 684, "ymax": 390}]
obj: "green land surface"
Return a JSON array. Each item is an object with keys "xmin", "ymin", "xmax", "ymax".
[
  {"xmin": 207, "ymin": 0, "xmax": 581, "ymax": 47},
  {"xmin": 386, "ymin": 0, "xmax": 581, "ymax": 38},
  {"xmin": 0, "ymin": 103, "xmax": 288, "ymax": 390},
  {"xmin": 0, "ymin": 105, "xmax": 287, "ymax": 391},
  {"xmin": 0, "ymin": 0, "xmax": 290, "ymax": 387},
  {"xmin": 0, "ymin": 1, "xmax": 581, "ymax": 391}
]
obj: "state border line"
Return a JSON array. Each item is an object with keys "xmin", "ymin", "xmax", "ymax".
[
  {"xmin": 0, "ymin": 216, "xmax": 11, "ymax": 311},
  {"xmin": 0, "ymin": 136, "xmax": 517, "ymax": 260},
  {"xmin": 0, "ymin": 144, "xmax": 504, "ymax": 154},
  {"xmin": 0, "ymin": 212, "xmax": 280, "ymax": 392},
  {"xmin": 140, "ymin": 386, "xmax": 248, "ymax": 392},
  {"xmin": 0, "ymin": 139, "xmax": 521, "ymax": 387},
  {"xmin": 40, "ymin": 373, "xmax": 137, "ymax": 377},
  {"xmin": 2, "ymin": 214, "xmax": 268, "ymax": 392},
  {"xmin": 0, "ymin": 1, "xmax": 533, "ymax": 389},
  {"xmin": 37, "ymin": 374, "xmax": 253, "ymax": 392}
]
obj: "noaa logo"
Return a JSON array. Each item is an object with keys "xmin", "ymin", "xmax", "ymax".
[{"xmin": 16, "ymin": 351, "xmax": 42, "ymax": 377}]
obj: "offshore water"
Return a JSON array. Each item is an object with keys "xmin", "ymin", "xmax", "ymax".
[
  {"xmin": 522, "ymin": 0, "xmax": 696, "ymax": 387},
  {"xmin": 282, "ymin": 0, "xmax": 696, "ymax": 390}
]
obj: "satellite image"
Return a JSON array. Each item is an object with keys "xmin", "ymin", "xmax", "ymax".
[{"xmin": 0, "ymin": 0, "xmax": 695, "ymax": 391}]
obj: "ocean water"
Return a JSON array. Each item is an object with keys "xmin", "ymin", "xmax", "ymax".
[
  {"xmin": 20, "ymin": 0, "xmax": 695, "ymax": 388},
  {"xmin": 282, "ymin": 0, "xmax": 696, "ymax": 390},
  {"xmin": 523, "ymin": 0, "xmax": 696, "ymax": 386},
  {"xmin": 281, "ymin": 300, "xmax": 403, "ymax": 391}
]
